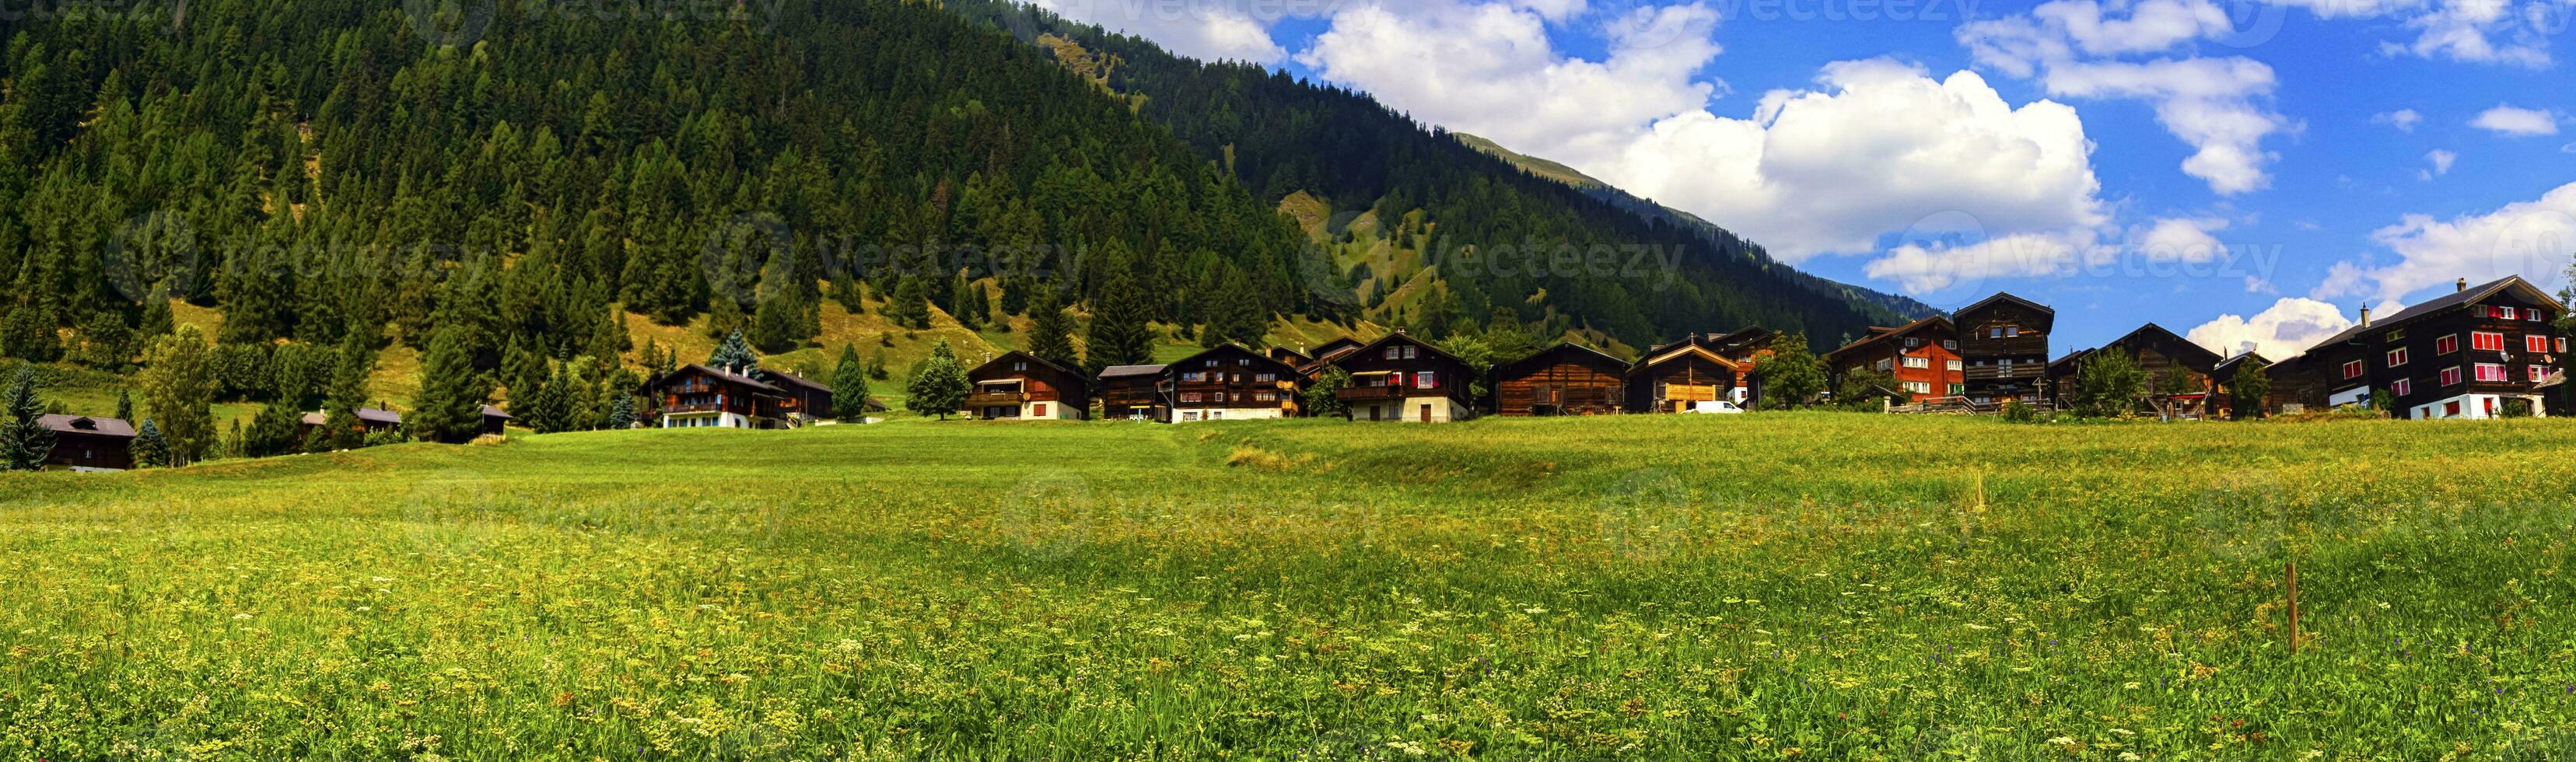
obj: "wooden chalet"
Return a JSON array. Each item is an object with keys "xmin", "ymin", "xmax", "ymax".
[
  {"xmin": 300, "ymin": 406, "xmax": 407, "ymax": 437},
  {"xmin": 965, "ymin": 351, "xmax": 1089, "ymax": 421},
  {"xmin": 2052, "ymin": 323, "xmax": 2228, "ymax": 418},
  {"xmin": 1096, "ymin": 364, "xmax": 1171, "ymax": 421},
  {"xmin": 645, "ymin": 364, "xmax": 793, "ymax": 428},
  {"xmin": 38, "ymin": 414, "xmax": 135, "ymax": 471},
  {"xmin": 1268, "ymin": 346, "xmax": 1315, "ymax": 369},
  {"xmin": 1491, "ymin": 342, "xmax": 1628, "ymax": 416},
  {"xmin": 2266, "ymin": 276, "xmax": 2564, "ymax": 419},
  {"xmin": 1709, "ymin": 327, "xmax": 1779, "ymax": 394},
  {"xmin": 1626, "ymin": 334, "xmax": 1743, "ymax": 413},
  {"xmin": 760, "ymin": 370, "xmax": 835, "ymax": 425},
  {"xmin": 1311, "ymin": 337, "xmax": 1366, "ymax": 365},
  {"xmin": 1956, "ymin": 292, "xmax": 2054, "ymax": 404},
  {"xmin": 1169, "ymin": 344, "xmax": 1305, "ymax": 421},
  {"xmin": 2210, "ymin": 351, "xmax": 2270, "ymax": 419},
  {"xmin": 477, "ymin": 405, "xmax": 512, "ymax": 436},
  {"xmin": 1326, "ymin": 330, "xmax": 1477, "ymax": 422},
  {"xmin": 1824, "ymin": 316, "xmax": 1962, "ymax": 404}
]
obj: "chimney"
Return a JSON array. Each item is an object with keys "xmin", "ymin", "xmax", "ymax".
[
  {"xmin": 2358, "ymin": 306, "xmax": 2371, "ymax": 327},
  {"xmin": 2457, "ymin": 277, "xmax": 2468, "ymax": 292}
]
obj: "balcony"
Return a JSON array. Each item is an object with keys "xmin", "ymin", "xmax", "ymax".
[
  {"xmin": 966, "ymin": 391, "xmax": 1030, "ymax": 407},
  {"xmin": 1335, "ymin": 385, "xmax": 1412, "ymax": 401}
]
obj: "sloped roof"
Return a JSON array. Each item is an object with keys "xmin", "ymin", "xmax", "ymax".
[
  {"xmin": 1169, "ymin": 343, "xmax": 1302, "ymax": 376},
  {"xmin": 1629, "ymin": 342, "xmax": 1740, "ymax": 376},
  {"xmin": 481, "ymin": 405, "xmax": 512, "ymax": 420},
  {"xmin": 1959, "ymin": 292, "xmax": 2053, "ymax": 317},
  {"xmin": 659, "ymin": 363, "xmax": 786, "ymax": 394},
  {"xmin": 2212, "ymin": 351, "xmax": 2270, "ymax": 376},
  {"xmin": 1824, "ymin": 316, "xmax": 1951, "ymax": 361},
  {"xmin": 1330, "ymin": 331, "xmax": 1471, "ymax": 369},
  {"xmin": 37, "ymin": 414, "xmax": 135, "ymax": 438},
  {"xmin": 2102, "ymin": 322, "xmax": 2224, "ymax": 370},
  {"xmin": 1494, "ymin": 341, "xmax": 1629, "ymax": 377},
  {"xmin": 971, "ymin": 350, "xmax": 1083, "ymax": 380},
  {"xmin": 1097, "ymin": 364, "xmax": 1169, "ymax": 379},
  {"xmin": 2296, "ymin": 275, "xmax": 2555, "ymax": 355},
  {"xmin": 759, "ymin": 369, "xmax": 832, "ymax": 393}
]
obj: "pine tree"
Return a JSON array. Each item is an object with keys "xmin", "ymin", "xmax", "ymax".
[
  {"xmin": 704, "ymin": 296, "xmax": 748, "ymax": 341},
  {"xmin": 142, "ymin": 324, "xmax": 215, "ymax": 465},
  {"xmin": 2, "ymin": 306, "xmax": 60, "ymax": 362},
  {"xmin": 867, "ymin": 345, "xmax": 890, "ymax": 380},
  {"xmin": 1083, "ymin": 249, "xmax": 1155, "ymax": 376},
  {"xmin": 242, "ymin": 402, "xmax": 303, "ymax": 458},
  {"xmin": 607, "ymin": 393, "xmax": 636, "ymax": 429},
  {"xmin": 950, "ymin": 272, "xmax": 983, "ymax": 330},
  {"xmin": 831, "ymin": 343, "xmax": 872, "ymax": 420},
  {"xmin": 323, "ymin": 333, "xmax": 377, "ymax": 450},
  {"xmin": 887, "ymin": 277, "xmax": 933, "ymax": 330},
  {"xmin": 523, "ymin": 362, "xmax": 572, "ymax": 434},
  {"xmin": 1, "ymin": 366, "xmax": 56, "ymax": 471},
  {"xmin": 1026, "ymin": 288, "xmax": 1080, "ymax": 371},
  {"xmin": 1202, "ymin": 267, "xmax": 1269, "ymax": 348},
  {"xmin": 131, "ymin": 419, "xmax": 170, "ymax": 469},
  {"xmin": 114, "ymin": 389, "xmax": 132, "ymax": 421},
  {"xmin": 905, "ymin": 339, "xmax": 971, "ymax": 421},
  {"xmin": 750, "ymin": 288, "xmax": 810, "ymax": 353},
  {"xmin": 409, "ymin": 323, "xmax": 495, "ymax": 444},
  {"xmin": 708, "ymin": 330, "xmax": 760, "ymax": 373}
]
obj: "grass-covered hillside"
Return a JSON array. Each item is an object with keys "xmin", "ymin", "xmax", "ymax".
[{"xmin": 2, "ymin": 414, "xmax": 2571, "ymax": 757}]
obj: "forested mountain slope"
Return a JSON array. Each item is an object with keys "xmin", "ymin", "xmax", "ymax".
[{"xmin": 947, "ymin": 0, "xmax": 1927, "ymax": 345}]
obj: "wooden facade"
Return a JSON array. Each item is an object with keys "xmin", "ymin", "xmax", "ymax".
[
  {"xmin": 1168, "ymin": 344, "xmax": 1305, "ymax": 421},
  {"xmin": 2210, "ymin": 351, "xmax": 2270, "ymax": 419},
  {"xmin": 1957, "ymin": 292, "xmax": 2055, "ymax": 404},
  {"xmin": 1626, "ymin": 337, "xmax": 1741, "ymax": 413},
  {"xmin": 1327, "ymin": 331, "xmax": 1477, "ymax": 422},
  {"xmin": 761, "ymin": 370, "xmax": 835, "ymax": 425},
  {"xmin": 1709, "ymin": 327, "xmax": 1778, "ymax": 400},
  {"xmin": 1491, "ymin": 342, "xmax": 1628, "ymax": 416},
  {"xmin": 2052, "ymin": 323, "xmax": 2227, "ymax": 418},
  {"xmin": 2265, "ymin": 276, "xmax": 2564, "ymax": 419},
  {"xmin": 644, "ymin": 364, "xmax": 792, "ymax": 428},
  {"xmin": 1096, "ymin": 364, "xmax": 1170, "ymax": 421},
  {"xmin": 966, "ymin": 351, "xmax": 1090, "ymax": 421},
  {"xmin": 1824, "ymin": 317, "xmax": 1963, "ymax": 404},
  {"xmin": 39, "ymin": 414, "xmax": 135, "ymax": 471}
]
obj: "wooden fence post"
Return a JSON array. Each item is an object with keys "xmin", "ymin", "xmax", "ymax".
[{"xmin": 2287, "ymin": 561, "xmax": 2301, "ymax": 655}]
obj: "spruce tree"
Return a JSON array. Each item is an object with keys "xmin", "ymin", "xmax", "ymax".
[
  {"xmin": 708, "ymin": 329, "xmax": 760, "ymax": 373},
  {"xmin": 607, "ymin": 394, "xmax": 636, "ymax": 429},
  {"xmin": 523, "ymin": 362, "xmax": 572, "ymax": 434},
  {"xmin": 142, "ymin": 324, "xmax": 215, "ymax": 465},
  {"xmin": 1083, "ymin": 252, "xmax": 1155, "ymax": 376},
  {"xmin": 323, "ymin": 333, "xmax": 377, "ymax": 450},
  {"xmin": 1026, "ymin": 288, "xmax": 1080, "ymax": 371},
  {"xmin": 409, "ymin": 324, "xmax": 495, "ymax": 444},
  {"xmin": 831, "ymin": 343, "xmax": 872, "ymax": 420},
  {"xmin": 1, "ymin": 366, "xmax": 56, "ymax": 471},
  {"xmin": 704, "ymin": 296, "xmax": 748, "ymax": 341},
  {"xmin": 242, "ymin": 402, "xmax": 303, "ymax": 458},
  {"xmin": 751, "ymin": 289, "xmax": 808, "ymax": 353},
  {"xmin": 950, "ymin": 272, "xmax": 983, "ymax": 330},
  {"xmin": 114, "ymin": 389, "xmax": 132, "ymax": 421},
  {"xmin": 131, "ymin": 419, "xmax": 170, "ymax": 469},
  {"xmin": 905, "ymin": 339, "xmax": 971, "ymax": 421},
  {"xmin": 867, "ymin": 345, "xmax": 890, "ymax": 380},
  {"xmin": 887, "ymin": 277, "xmax": 933, "ymax": 330},
  {"xmin": 1, "ymin": 306, "xmax": 60, "ymax": 362}
]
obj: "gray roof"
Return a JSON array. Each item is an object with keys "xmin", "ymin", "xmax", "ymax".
[
  {"xmin": 1098, "ymin": 364, "xmax": 1168, "ymax": 379},
  {"xmin": 2288, "ymin": 275, "xmax": 2555, "ymax": 358},
  {"xmin": 37, "ymin": 414, "xmax": 135, "ymax": 438}
]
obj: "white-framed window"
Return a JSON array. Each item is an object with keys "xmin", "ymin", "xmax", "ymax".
[
  {"xmin": 2385, "ymin": 348, "xmax": 2407, "ymax": 367},
  {"xmin": 1947, "ymin": 360, "xmax": 1964, "ymax": 372},
  {"xmin": 1013, "ymin": 362, "xmax": 1027, "ymax": 371},
  {"xmin": 1180, "ymin": 393, "xmax": 1204, "ymax": 404},
  {"xmin": 1402, "ymin": 346, "xmax": 1419, "ymax": 359},
  {"xmin": 2531, "ymin": 365, "xmax": 2552, "ymax": 383},
  {"xmin": 2006, "ymin": 327, "xmax": 2021, "ymax": 337},
  {"xmin": 2440, "ymin": 366, "xmax": 2462, "ymax": 386},
  {"xmin": 1902, "ymin": 381, "xmax": 1932, "ymax": 393},
  {"xmin": 2436, "ymin": 334, "xmax": 2459, "ymax": 354},
  {"xmin": 2502, "ymin": 306, "xmax": 2519, "ymax": 320},
  {"xmin": 1414, "ymin": 371, "xmax": 1437, "ymax": 389},
  {"xmin": 1902, "ymin": 356, "xmax": 1930, "ymax": 369},
  {"xmin": 1384, "ymin": 348, "xmax": 1401, "ymax": 359},
  {"xmin": 2342, "ymin": 360, "xmax": 2364, "ymax": 379},
  {"xmin": 2392, "ymin": 378, "xmax": 2413, "ymax": 397},
  {"xmin": 1904, "ymin": 337, "xmax": 1921, "ymax": 348},
  {"xmin": 2474, "ymin": 363, "xmax": 2507, "ymax": 383},
  {"xmin": 2471, "ymin": 331, "xmax": 2505, "ymax": 351},
  {"xmin": 1942, "ymin": 340, "xmax": 1958, "ymax": 350},
  {"xmin": 1989, "ymin": 327, "xmax": 2004, "ymax": 338},
  {"xmin": 2526, "ymin": 335, "xmax": 2550, "ymax": 353},
  {"xmin": 1255, "ymin": 373, "xmax": 1276, "ymax": 383}
]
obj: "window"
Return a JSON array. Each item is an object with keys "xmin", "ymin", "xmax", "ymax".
[
  {"xmin": 1032, "ymin": 404, "xmax": 1048, "ymax": 417},
  {"xmin": 1384, "ymin": 348, "xmax": 1401, "ymax": 359},
  {"xmin": 1180, "ymin": 393, "xmax": 1203, "ymax": 404},
  {"xmin": 2502, "ymin": 306, "xmax": 2518, "ymax": 320},
  {"xmin": 1213, "ymin": 393, "xmax": 1227, "ymax": 403},
  {"xmin": 1182, "ymin": 372, "xmax": 1206, "ymax": 383},
  {"xmin": 2475, "ymin": 363, "xmax": 2507, "ymax": 383},
  {"xmin": 1903, "ymin": 381, "xmax": 1932, "ymax": 393},
  {"xmin": 2385, "ymin": 348, "xmax": 2407, "ymax": 368},
  {"xmin": 2006, "ymin": 327, "xmax": 2021, "ymax": 337},
  {"xmin": 1947, "ymin": 360, "xmax": 1964, "ymax": 372},
  {"xmin": 1948, "ymin": 383, "xmax": 1966, "ymax": 396},
  {"xmin": 2445, "ymin": 400, "xmax": 2462, "ymax": 417},
  {"xmin": 1874, "ymin": 358, "xmax": 1893, "ymax": 372},
  {"xmin": 1989, "ymin": 327, "xmax": 2004, "ymax": 338},
  {"xmin": 1904, "ymin": 337, "xmax": 1922, "ymax": 348},
  {"xmin": 1942, "ymin": 340, "xmax": 1958, "ymax": 351},
  {"xmin": 1255, "ymin": 391, "xmax": 1277, "ymax": 402},
  {"xmin": 2530, "ymin": 310, "xmax": 2546, "ymax": 323},
  {"xmin": 1414, "ymin": 372, "xmax": 1437, "ymax": 389},
  {"xmin": 2532, "ymin": 365, "xmax": 2553, "ymax": 383},
  {"xmin": 1206, "ymin": 360, "xmax": 1220, "ymax": 368},
  {"xmin": 2440, "ymin": 366, "xmax": 2462, "ymax": 386},
  {"xmin": 1238, "ymin": 358, "xmax": 1251, "ymax": 366},
  {"xmin": 2391, "ymin": 378, "xmax": 2412, "ymax": 397},
  {"xmin": 1403, "ymin": 346, "xmax": 1419, "ymax": 359},
  {"xmin": 2560, "ymin": 338, "xmax": 2570, "ymax": 354},
  {"xmin": 1013, "ymin": 362, "xmax": 1027, "ymax": 372},
  {"xmin": 2387, "ymin": 328, "xmax": 2406, "ymax": 342},
  {"xmin": 2436, "ymin": 334, "xmax": 2459, "ymax": 354},
  {"xmin": 1255, "ymin": 373, "xmax": 1276, "ymax": 383},
  {"xmin": 2342, "ymin": 360, "xmax": 2364, "ymax": 379},
  {"xmin": 1902, "ymin": 356, "xmax": 1930, "ymax": 369},
  {"xmin": 2527, "ymin": 335, "xmax": 2551, "ymax": 353},
  {"xmin": 2471, "ymin": 332, "xmax": 2504, "ymax": 351}
]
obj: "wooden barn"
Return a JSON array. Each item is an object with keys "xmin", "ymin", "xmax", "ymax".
[
  {"xmin": 1626, "ymin": 335, "xmax": 1742, "ymax": 413},
  {"xmin": 1824, "ymin": 316, "xmax": 1963, "ymax": 404},
  {"xmin": 965, "ymin": 351, "xmax": 1090, "ymax": 421},
  {"xmin": 1327, "ymin": 331, "xmax": 1477, "ymax": 422},
  {"xmin": 1956, "ymin": 292, "xmax": 2055, "ymax": 404},
  {"xmin": 1169, "ymin": 344, "xmax": 1306, "ymax": 421},
  {"xmin": 1491, "ymin": 342, "xmax": 1628, "ymax": 416},
  {"xmin": 38, "ymin": 414, "xmax": 135, "ymax": 471},
  {"xmin": 1096, "ymin": 364, "xmax": 1171, "ymax": 421},
  {"xmin": 2052, "ymin": 323, "xmax": 2228, "ymax": 418}
]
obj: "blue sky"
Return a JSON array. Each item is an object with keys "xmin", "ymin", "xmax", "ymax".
[{"xmin": 1029, "ymin": 0, "xmax": 2575, "ymax": 356}]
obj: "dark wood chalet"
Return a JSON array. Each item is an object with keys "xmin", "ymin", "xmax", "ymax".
[
  {"xmin": 1824, "ymin": 316, "xmax": 1963, "ymax": 404},
  {"xmin": 759, "ymin": 370, "xmax": 835, "ymax": 425},
  {"xmin": 645, "ymin": 364, "xmax": 793, "ymax": 428},
  {"xmin": 1268, "ymin": 346, "xmax": 1314, "ymax": 369},
  {"xmin": 966, "ymin": 351, "xmax": 1090, "ymax": 421},
  {"xmin": 299, "ymin": 406, "xmax": 407, "ymax": 437},
  {"xmin": 1626, "ymin": 335, "xmax": 1743, "ymax": 413},
  {"xmin": 2056, "ymin": 323, "xmax": 2227, "ymax": 418},
  {"xmin": 39, "ymin": 414, "xmax": 135, "ymax": 471},
  {"xmin": 2210, "ymin": 351, "xmax": 2270, "ymax": 419},
  {"xmin": 1311, "ymin": 337, "xmax": 1367, "ymax": 365},
  {"xmin": 1169, "ymin": 344, "xmax": 1306, "ymax": 421},
  {"xmin": 1956, "ymin": 292, "xmax": 2055, "ymax": 404},
  {"xmin": 2266, "ymin": 276, "xmax": 2564, "ymax": 419},
  {"xmin": 1096, "ymin": 364, "xmax": 1171, "ymax": 421},
  {"xmin": 1491, "ymin": 342, "xmax": 1629, "ymax": 416},
  {"xmin": 1327, "ymin": 331, "xmax": 1478, "ymax": 422}
]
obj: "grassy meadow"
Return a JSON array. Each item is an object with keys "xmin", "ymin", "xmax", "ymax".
[{"xmin": 2, "ymin": 414, "xmax": 2574, "ymax": 759}]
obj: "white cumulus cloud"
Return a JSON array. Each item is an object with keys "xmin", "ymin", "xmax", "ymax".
[
  {"xmin": 2420, "ymin": 149, "xmax": 2457, "ymax": 179},
  {"xmin": 2372, "ymin": 108, "xmax": 2424, "ymax": 131},
  {"xmin": 2471, "ymin": 103, "xmax": 2561, "ymax": 136},
  {"xmin": 1028, "ymin": 0, "xmax": 1290, "ymax": 63},
  {"xmin": 2317, "ymin": 180, "xmax": 2576, "ymax": 303},
  {"xmin": 2186, "ymin": 297, "xmax": 2357, "ymax": 359}
]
